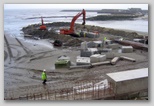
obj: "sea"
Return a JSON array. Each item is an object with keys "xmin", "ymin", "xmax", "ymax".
[{"xmin": 4, "ymin": 9, "xmax": 148, "ymax": 37}]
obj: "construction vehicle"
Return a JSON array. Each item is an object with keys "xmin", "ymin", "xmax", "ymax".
[
  {"xmin": 40, "ymin": 16, "xmax": 47, "ymax": 30},
  {"xmin": 53, "ymin": 40, "xmax": 63, "ymax": 47},
  {"xmin": 60, "ymin": 9, "xmax": 86, "ymax": 37}
]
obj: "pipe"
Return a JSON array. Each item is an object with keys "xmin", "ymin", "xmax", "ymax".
[{"xmin": 114, "ymin": 39, "xmax": 148, "ymax": 51}]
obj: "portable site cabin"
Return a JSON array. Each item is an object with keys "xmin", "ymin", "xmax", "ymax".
[{"xmin": 106, "ymin": 68, "xmax": 148, "ymax": 96}]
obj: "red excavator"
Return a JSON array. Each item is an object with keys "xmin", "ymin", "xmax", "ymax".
[
  {"xmin": 60, "ymin": 9, "xmax": 86, "ymax": 37},
  {"xmin": 40, "ymin": 16, "xmax": 47, "ymax": 30}
]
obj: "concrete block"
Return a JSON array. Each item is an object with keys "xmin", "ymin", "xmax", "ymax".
[
  {"xmin": 88, "ymin": 48, "xmax": 98, "ymax": 54},
  {"xmin": 107, "ymin": 43, "xmax": 119, "ymax": 49},
  {"xmin": 102, "ymin": 48, "xmax": 112, "ymax": 52},
  {"xmin": 76, "ymin": 57, "xmax": 91, "ymax": 65},
  {"xmin": 104, "ymin": 39, "xmax": 112, "ymax": 45},
  {"xmin": 102, "ymin": 52, "xmax": 115, "ymax": 59},
  {"xmin": 90, "ymin": 54, "xmax": 106, "ymax": 63},
  {"xmin": 87, "ymin": 41, "xmax": 96, "ymax": 48},
  {"xmin": 80, "ymin": 50, "xmax": 92, "ymax": 57},
  {"xmin": 81, "ymin": 41, "xmax": 87, "ymax": 51},
  {"xmin": 93, "ymin": 41, "xmax": 103, "ymax": 47},
  {"xmin": 98, "ymin": 48, "xmax": 112, "ymax": 54},
  {"xmin": 99, "ymin": 54, "xmax": 107, "ymax": 62},
  {"xmin": 121, "ymin": 46, "xmax": 133, "ymax": 53}
]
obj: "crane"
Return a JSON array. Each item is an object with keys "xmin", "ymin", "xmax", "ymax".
[
  {"xmin": 60, "ymin": 9, "xmax": 86, "ymax": 37},
  {"xmin": 40, "ymin": 16, "xmax": 47, "ymax": 30}
]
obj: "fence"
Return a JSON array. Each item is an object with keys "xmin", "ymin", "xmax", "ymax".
[{"xmin": 4, "ymin": 79, "xmax": 115, "ymax": 100}]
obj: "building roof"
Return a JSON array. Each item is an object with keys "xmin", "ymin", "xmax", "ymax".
[{"xmin": 106, "ymin": 68, "xmax": 148, "ymax": 82}]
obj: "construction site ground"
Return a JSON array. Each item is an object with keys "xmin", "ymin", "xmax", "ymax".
[{"xmin": 4, "ymin": 26, "xmax": 148, "ymax": 99}]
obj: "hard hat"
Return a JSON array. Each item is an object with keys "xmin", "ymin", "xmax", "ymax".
[{"xmin": 43, "ymin": 69, "xmax": 46, "ymax": 72}]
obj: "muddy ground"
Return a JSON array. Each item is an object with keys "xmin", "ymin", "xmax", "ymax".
[
  {"xmin": 4, "ymin": 23, "xmax": 148, "ymax": 99},
  {"xmin": 22, "ymin": 22, "xmax": 148, "ymax": 46}
]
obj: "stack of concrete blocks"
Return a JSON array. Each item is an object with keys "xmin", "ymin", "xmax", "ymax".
[
  {"xmin": 93, "ymin": 41, "xmax": 103, "ymax": 47},
  {"xmin": 121, "ymin": 46, "xmax": 133, "ymax": 53},
  {"xmin": 90, "ymin": 54, "xmax": 106, "ymax": 63},
  {"xmin": 106, "ymin": 43, "xmax": 119, "ymax": 49},
  {"xmin": 76, "ymin": 56, "xmax": 91, "ymax": 65}
]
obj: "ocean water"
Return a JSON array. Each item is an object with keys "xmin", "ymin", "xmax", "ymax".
[{"xmin": 4, "ymin": 9, "xmax": 148, "ymax": 37}]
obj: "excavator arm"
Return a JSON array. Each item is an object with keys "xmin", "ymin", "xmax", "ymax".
[
  {"xmin": 70, "ymin": 9, "xmax": 86, "ymax": 31},
  {"xmin": 60, "ymin": 9, "xmax": 86, "ymax": 37}
]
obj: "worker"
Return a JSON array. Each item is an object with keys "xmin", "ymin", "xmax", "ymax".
[
  {"xmin": 104, "ymin": 36, "xmax": 107, "ymax": 41},
  {"xmin": 42, "ymin": 69, "xmax": 47, "ymax": 85},
  {"xmin": 103, "ymin": 36, "xmax": 107, "ymax": 47}
]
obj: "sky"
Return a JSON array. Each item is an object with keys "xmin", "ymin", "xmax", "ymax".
[{"xmin": 4, "ymin": 4, "xmax": 148, "ymax": 10}]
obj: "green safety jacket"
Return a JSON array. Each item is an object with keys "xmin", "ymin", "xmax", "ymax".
[
  {"xmin": 104, "ymin": 37, "xmax": 107, "ymax": 41},
  {"xmin": 42, "ymin": 72, "xmax": 47, "ymax": 80}
]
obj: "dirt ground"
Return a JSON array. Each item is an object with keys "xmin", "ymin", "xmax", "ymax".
[{"xmin": 4, "ymin": 24, "xmax": 148, "ymax": 99}]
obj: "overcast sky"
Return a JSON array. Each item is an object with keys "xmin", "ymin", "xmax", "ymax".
[{"xmin": 4, "ymin": 4, "xmax": 148, "ymax": 10}]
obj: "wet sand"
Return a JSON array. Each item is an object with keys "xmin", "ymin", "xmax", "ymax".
[{"xmin": 4, "ymin": 26, "xmax": 148, "ymax": 99}]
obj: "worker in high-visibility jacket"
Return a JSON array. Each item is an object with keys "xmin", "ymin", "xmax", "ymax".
[
  {"xmin": 42, "ymin": 69, "xmax": 47, "ymax": 85},
  {"xmin": 103, "ymin": 36, "xmax": 107, "ymax": 47}
]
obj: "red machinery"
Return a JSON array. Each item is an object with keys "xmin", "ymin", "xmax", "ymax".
[
  {"xmin": 60, "ymin": 9, "xmax": 86, "ymax": 37},
  {"xmin": 40, "ymin": 16, "xmax": 47, "ymax": 30}
]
